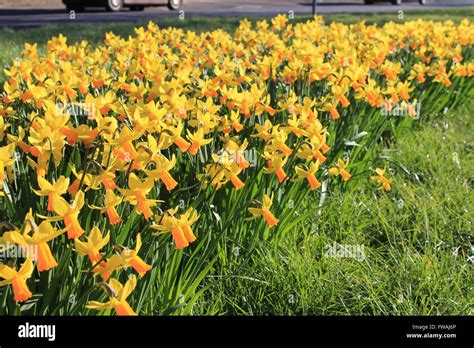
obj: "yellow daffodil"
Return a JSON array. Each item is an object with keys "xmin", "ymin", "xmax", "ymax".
[
  {"xmin": 75, "ymin": 227, "xmax": 110, "ymax": 264},
  {"xmin": 247, "ymin": 194, "xmax": 279, "ymax": 228},
  {"xmin": 33, "ymin": 175, "xmax": 69, "ymax": 212},
  {"xmin": 3, "ymin": 218, "xmax": 64, "ymax": 272},
  {"xmin": 86, "ymin": 275, "xmax": 138, "ymax": 316},
  {"xmin": 370, "ymin": 167, "xmax": 393, "ymax": 191},
  {"xmin": 40, "ymin": 191, "xmax": 85, "ymax": 239},
  {"xmin": 293, "ymin": 161, "xmax": 321, "ymax": 190},
  {"xmin": 108, "ymin": 126, "xmax": 143, "ymax": 162},
  {"xmin": 328, "ymin": 159, "xmax": 352, "ymax": 181},
  {"xmin": 144, "ymin": 154, "xmax": 178, "ymax": 191},
  {"xmin": 187, "ymin": 128, "xmax": 213, "ymax": 155},
  {"xmin": 89, "ymin": 190, "xmax": 123, "ymax": 225},
  {"xmin": 119, "ymin": 173, "xmax": 158, "ymax": 219},
  {"xmin": 151, "ymin": 207, "xmax": 199, "ymax": 250},
  {"xmin": 0, "ymin": 258, "xmax": 34, "ymax": 302},
  {"xmin": 120, "ymin": 234, "xmax": 152, "ymax": 278},
  {"xmin": 263, "ymin": 152, "xmax": 288, "ymax": 183}
]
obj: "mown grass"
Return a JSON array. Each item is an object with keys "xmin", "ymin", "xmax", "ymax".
[
  {"xmin": 0, "ymin": 8, "xmax": 473, "ymax": 81},
  {"xmin": 194, "ymin": 101, "xmax": 474, "ymax": 315}
]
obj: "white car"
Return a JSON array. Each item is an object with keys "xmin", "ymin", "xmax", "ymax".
[{"xmin": 62, "ymin": 0, "xmax": 182, "ymax": 12}]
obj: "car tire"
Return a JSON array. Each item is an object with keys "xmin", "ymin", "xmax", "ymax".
[
  {"xmin": 106, "ymin": 0, "xmax": 124, "ymax": 12},
  {"xmin": 168, "ymin": 0, "xmax": 181, "ymax": 10},
  {"xmin": 130, "ymin": 5, "xmax": 145, "ymax": 11},
  {"xmin": 392, "ymin": 0, "xmax": 402, "ymax": 5},
  {"xmin": 364, "ymin": 0, "xmax": 374, "ymax": 4},
  {"xmin": 419, "ymin": 0, "xmax": 427, "ymax": 4}
]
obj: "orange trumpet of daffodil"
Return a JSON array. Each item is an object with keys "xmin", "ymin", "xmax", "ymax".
[
  {"xmin": 86, "ymin": 275, "xmax": 138, "ymax": 316},
  {"xmin": 33, "ymin": 175, "xmax": 69, "ymax": 212},
  {"xmin": 247, "ymin": 194, "xmax": 279, "ymax": 228},
  {"xmin": 0, "ymin": 258, "xmax": 34, "ymax": 302}
]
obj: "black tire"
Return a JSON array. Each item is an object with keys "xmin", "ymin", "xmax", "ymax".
[
  {"xmin": 168, "ymin": 0, "xmax": 181, "ymax": 10},
  {"xmin": 106, "ymin": 0, "xmax": 124, "ymax": 12},
  {"xmin": 364, "ymin": 0, "xmax": 374, "ymax": 4},
  {"xmin": 130, "ymin": 5, "xmax": 145, "ymax": 11},
  {"xmin": 392, "ymin": 0, "xmax": 402, "ymax": 5},
  {"xmin": 419, "ymin": 0, "xmax": 427, "ymax": 4}
]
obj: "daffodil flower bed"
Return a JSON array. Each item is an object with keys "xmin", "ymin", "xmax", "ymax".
[{"xmin": 0, "ymin": 15, "xmax": 472, "ymax": 315}]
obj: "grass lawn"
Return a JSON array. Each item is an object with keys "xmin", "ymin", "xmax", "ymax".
[{"xmin": 0, "ymin": 8, "xmax": 472, "ymax": 315}]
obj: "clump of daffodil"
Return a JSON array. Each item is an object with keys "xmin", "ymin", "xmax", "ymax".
[{"xmin": 0, "ymin": 14, "xmax": 472, "ymax": 311}]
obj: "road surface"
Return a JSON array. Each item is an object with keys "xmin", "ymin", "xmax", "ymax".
[{"xmin": 0, "ymin": 0, "xmax": 473, "ymax": 28}]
